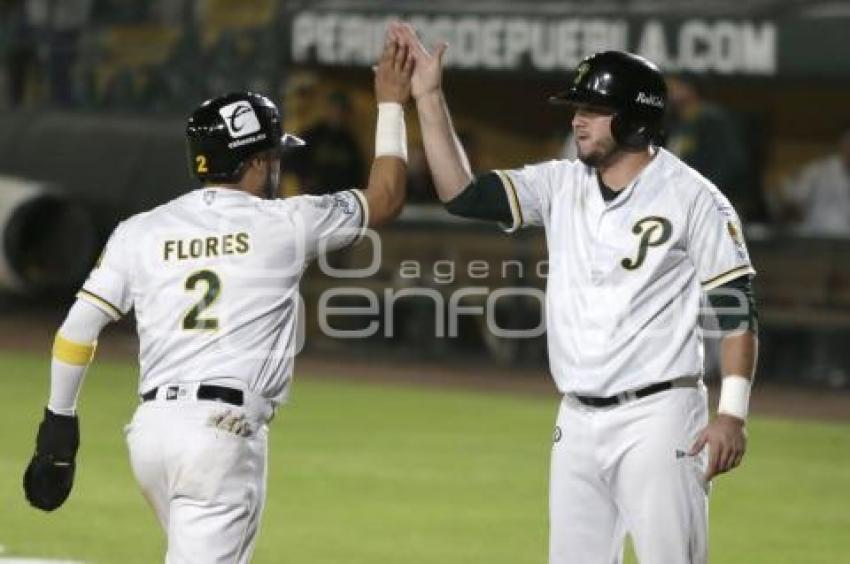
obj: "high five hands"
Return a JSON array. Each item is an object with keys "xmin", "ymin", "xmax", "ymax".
[
  {"xmin": 374, "ymin": 31, "xmax": 414, "ymax": 105},
  {"xmin": 387, "ymin": 22, "xmax": 448, "ymax": 102}
]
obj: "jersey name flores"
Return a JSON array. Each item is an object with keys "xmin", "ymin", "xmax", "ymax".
[
  {"xmin": 498, "ymin": 148, "xmax": 754, "ymax": 396},
  {"xmin": 78, "ymin": 187, "xmax": 366, "ymax": 404}
]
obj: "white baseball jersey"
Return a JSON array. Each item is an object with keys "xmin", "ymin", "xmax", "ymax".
[
  {"xmin": 78, "ymin": 186, "xmax": 367, "ymax": 404},
  {"xmin": 497, "ymin": 147, "xmax": 754, "ymax": 397}
]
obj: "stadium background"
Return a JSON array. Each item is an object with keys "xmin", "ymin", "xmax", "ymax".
[{"xmin": 0, "ymin": 0, "xmax": 847, "ymax": 562}]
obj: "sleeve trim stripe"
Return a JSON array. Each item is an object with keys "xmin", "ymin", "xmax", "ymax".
[
  {"xmin": 495, "ymin": 170, "xmax": 523, "ymax": 234},
  {"xmin": 77, "ymin": 289, "xmax": 124, "ymax": 320},
  {"xmin": 349, "ymin": 189, "xmax": 369, "ymax": 243},
  {"xmin": 701, "ymin": 265, "xmax": 755, "ymax": 291}
]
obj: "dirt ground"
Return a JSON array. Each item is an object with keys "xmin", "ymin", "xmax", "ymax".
[{"xmin": 1, "ymin": 309, "xmax": 847, "ymax": 423}]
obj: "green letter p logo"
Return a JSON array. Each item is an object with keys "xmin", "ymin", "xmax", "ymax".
[{"xmin": 621, "ymin": 216, "xmax": 672, "ymax": 271}]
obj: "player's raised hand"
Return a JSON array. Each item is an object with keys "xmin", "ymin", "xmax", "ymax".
[
  {"xmin": 374, "ymin": 38, "xmax": 413, "ymax": 104},
  {"xmin": 689, "ymin": 413, "xmax": 747, "ymax": 481},
  {"xmin": 388, "ymin": 21, "xmax": 448, "ymax": 101}
]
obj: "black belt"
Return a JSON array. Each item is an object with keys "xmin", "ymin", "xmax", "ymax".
[
  {"xmin": 574, "ymin": 380, "xmax": 673, "ymax": 408},
  {"xmin": 141, "ymin": 384, "xmax": 244, "ymax": 407}
]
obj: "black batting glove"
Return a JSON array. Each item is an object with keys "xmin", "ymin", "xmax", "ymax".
[{"xmin": 23, "ymin": 408, "xmax": 80, "ymax": 511}]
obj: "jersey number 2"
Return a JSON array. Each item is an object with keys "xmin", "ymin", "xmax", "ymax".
[{"xmin": 183, "ymin": 270, "xmax": 221, "ymax": 330}]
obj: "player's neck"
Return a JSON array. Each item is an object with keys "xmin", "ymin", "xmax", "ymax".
[{"xmin": 596, "ymin": 146, "xmax": 657, "ymax": 191}]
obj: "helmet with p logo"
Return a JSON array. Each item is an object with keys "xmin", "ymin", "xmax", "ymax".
[{"xmin": 550, "ymin": 51, "xmax": 667, "ymax": 148}]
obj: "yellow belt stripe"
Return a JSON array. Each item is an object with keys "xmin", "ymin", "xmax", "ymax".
[{"xmin": 53, "ymin": 334, "xmax": 97, "ymax": 366}]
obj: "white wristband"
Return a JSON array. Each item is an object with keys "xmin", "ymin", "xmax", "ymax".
[
  {"xmin": 717, "ymin": 375, "xmax": 751, "ymax": 420},
  {"xmin": 375, "ymin": 102, "xmax": 407, "ymax": 162}
]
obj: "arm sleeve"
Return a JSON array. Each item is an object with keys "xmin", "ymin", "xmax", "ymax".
[
  {"xmin": 706, "ymin": 274, "xmax": 759, "ymax": 335},
  {"xmin": 493, "ymin": 161, "xmax": 557, "ymax": 232},
  {"xmin": 687, "ymin": 187, "xmax": 755, "ymax": 290},
  {"xmin": 444, "ymin": 172, "xmax": 512, "ymax": 223},
  {"xmin": 48, "ymin": 299, "xmax": 114, "ymax": 416},
  {"xmin": 78, "ymin": 221, "xmax": 133, "ymax": 319},
  {"xmin": 290, "ymin": 189, "xmax": 369, "ymax": 258}
]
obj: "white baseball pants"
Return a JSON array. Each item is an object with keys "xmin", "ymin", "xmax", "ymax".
[
  {"xmin": 549, "ymin": 384, "xmax": 709, "ymax": 564},
  {"xmin": 125, "ymin": 387, "xmax": 272, "ymax": 564}
]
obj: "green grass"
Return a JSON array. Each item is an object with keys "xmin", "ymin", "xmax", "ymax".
[{"xmin": 0, "ymin": 351, "xmax": 848, "ymax": 563}]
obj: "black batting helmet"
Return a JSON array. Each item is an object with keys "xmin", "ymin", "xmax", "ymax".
[
  {"xmin": 550, "ymin": 51, "xmax": 667, "ymax": 148},
  {"xmin": 186, "ymin": 92, "xmax": 305, "ymax": 183}
]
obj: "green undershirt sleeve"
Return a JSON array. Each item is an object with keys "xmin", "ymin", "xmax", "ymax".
[
  {"xmin": 445, "ymin": 172, "xmax": 513, "ymax": 223},
  {"xmin": 707, "ymin": 274, "xmax": 759, "ymax": 334}
]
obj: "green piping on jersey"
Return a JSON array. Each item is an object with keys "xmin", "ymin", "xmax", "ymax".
[
  {"xmin": 493, "ymin": 170, "xmax": 523, "ymax": 232},
  {"xmin": 702, "ymin": 264, "xmax": 755, "ymax": 291},
  {"xmin": 77, "ymin": 289, "xmax": 124, "ymax": 320}
]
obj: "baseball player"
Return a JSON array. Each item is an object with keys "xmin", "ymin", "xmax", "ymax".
[
  {"xmin": 391, "ymin": 22, "xmax": 758, "ymax": 564},
  {"xmin": 22, "ymin": 40, "xmax": 413, "ymax": 563}
]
